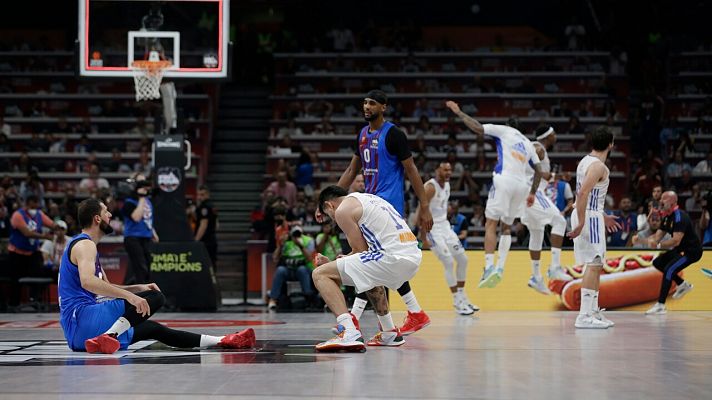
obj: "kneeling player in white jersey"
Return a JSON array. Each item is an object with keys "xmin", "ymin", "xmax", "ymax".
[
  {"xmin": 421, "ymin": 162, "xmax": 478, "ymax": 315},
  {"xmin": 567, "ymin": 127, "xmax": 621, "ymax": 329},
  {"xmin": 446, "ymin": 100, "xmax": 542, "ymax": 288},
  {"xmin": 521, "ymin": 126, "xmax": 573, "ymax": 294},
  {"xmin": 312, "ymin": 186, "xmax": 422, "ymax": 351}
]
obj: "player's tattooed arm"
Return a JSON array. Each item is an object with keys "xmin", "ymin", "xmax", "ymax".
[
  {"xmin": 530, "ymin": 163, "xmax": 543, "ymax": 195},
  {"xmin": 445, "ymin": 100, "xmax": 484, "ymax": 135},
  {"xmin": 365, "ymin": 286, "xmax": 390, "ymax": 316}
]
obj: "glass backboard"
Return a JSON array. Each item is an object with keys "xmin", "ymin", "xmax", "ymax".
[{"xmin": 78, "ymin": 0, "xmax": 230, "ymax": 78}]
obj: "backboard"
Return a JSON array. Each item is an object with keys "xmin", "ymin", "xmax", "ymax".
[{"xmin": 78, "ymin": 0, "xmax": 230, "ymax": 79}]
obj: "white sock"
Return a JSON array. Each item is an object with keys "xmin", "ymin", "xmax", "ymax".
[
  {"xmin": 200, "ymin": 335, "xmax": 223, "ymax": 347},
  {"xmin": 377, "ymin": 313, "xmax": 396, "ymax": 331},
  {"xmin": 452, "ymin": 290, "xmax": 461, "ymax": 304},
  {"xmin": 401, "ymin": 291, "xmax": 422, "ymax": 313},
  {"xmin": 531, "ymin": 260, "xmax": 541, "ymax": 278},
  {"xmin": 551, "ymin": 247, "xmax": 562, "ymax": 268},
  {"xmin": 592, "ymin": 290, "xmax": 600, "ymax": 311},
  {"xmin": 350, "ymin": 297, "xmax": 368, "ymax": 320},
  {"xmin": 580, "ymin": 288, "xmax": 596, "ymax": 315},
  {"xmin": 337, "ymin": 312, "xmax": 357, "ymax": 331},
  {"xmin": 496, "ymin": 235, "xmax": 511, "ymax": 270},
  {"xmin": 485, "ymin": 253, "xmax": 495, "ymax": 269},
  {"xmin": 104, "ymin": 317, "xmax": 131, "ymax": 336}
]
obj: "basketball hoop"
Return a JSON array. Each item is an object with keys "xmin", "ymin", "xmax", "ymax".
[{"xmin": 130, "ymin": 57, "xmax": 172, "ymax": 101}]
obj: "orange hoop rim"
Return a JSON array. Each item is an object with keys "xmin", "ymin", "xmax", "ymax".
[{"xmin": 130, "ymin": 60, "xmax": 172, "ymax": 71}]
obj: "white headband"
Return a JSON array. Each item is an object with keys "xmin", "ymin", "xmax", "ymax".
[{"xmin": 536, "ymin": 127, "xmax": 554, "ymax": 141}]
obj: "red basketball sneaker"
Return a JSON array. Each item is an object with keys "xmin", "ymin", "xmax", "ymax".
[
  {"xmin": 398, "ymin": 311, "xmax": 431, "ymax": 336},
  {"xmin": 218, "ymin": 328, "xmax": 256, "ymax": 349},
  {"xmin": 85, "ymin": 333, "xmax": 121, "ymax": 354}
]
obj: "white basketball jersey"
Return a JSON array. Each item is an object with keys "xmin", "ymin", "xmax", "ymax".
[
  {"xmin": 525, "ymin": 141, "xmax": 551, "ymax": 192},
  {"xmin": 345, "ymin": 192, "xmax": 418, "ymax": 256},
  {"xmin": 426, "ymin": 178, "xmax": 449, "ymax": 223},
  {"xmin": 575, "ymin": 155, "xmax": 609, "ymax": 213},
  {"xmin": 483, "ymin": 124, "xmax": 540, "ymax": 184}
]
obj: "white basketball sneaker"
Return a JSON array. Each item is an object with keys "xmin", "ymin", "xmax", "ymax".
[
  {"xmin": 454, "ymin": 299, "xmax": 475, "ymax": 315},
  {"xmin": 547, "ymin": 265, "xmax": 573, "ymax": 282},
  {"xmin": 645, "ymin": 302, "xmax": 667, "ymax": 315},
  {"xmin": 528, "ymin": 275, "xmax": 551, "ymax": 295},
  {"xmin": 575, "ymin": 313, "xmax": 610, "ymax": 329},
  {"xmin": 672, "ymin": 282, "xmax": 693, "ymax": 299},
  {"xmin": 593, "ymin": 308, "xmax": 614, "ymax": 327},
  {"xmin": 315, "ymin": 327, "xmax": 366, "ymax": 352},
  {"xmin": 460, "ymin": 292, "xmax": 480, "ymax": 312}
]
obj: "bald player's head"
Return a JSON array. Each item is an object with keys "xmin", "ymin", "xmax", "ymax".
[{"xmin": 660, "ymin": 191, "xmax": 679, "ymax": 214}]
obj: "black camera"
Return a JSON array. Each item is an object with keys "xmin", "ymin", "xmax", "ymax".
[{"xmin": 116, "ymin": 178, "xmax": 152, "ymax": 200}]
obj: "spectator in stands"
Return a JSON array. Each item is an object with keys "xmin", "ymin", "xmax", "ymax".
[
  {"xmin": 72, "ymin": 116, "xmax": 95, "ymax": 135},
  {"xmin": 19, "ymin": 169, "xmax": 45, "ymax": 208},
  {"xmin": 608, "ymin": 197, "xmax": 637, "ymax": 247},
  {"xmin": 268, "ymin": 225, "xmax": 315, "ymax": 311},
  {"xmin": 528, "ymin": 101, "xmax": 550, "ymax": 118},
  {"xmin": 440, "ymin": 133, "xmax": 465, "ymax": 154},
  {"xmin": 277, "ymin": 117, "xmax": 303, "ymax": 139},
  {"xmin": 448, "ymin": 201, "xmax": 469, "ymax": 249},
  {"xmin": 55, "ymin": 117, "xmax": 71, "ymax": 134},
  {"xmin": 133, "ymin": 151, "xmax": 152, "ymax": 177},
  {"xmin": 79, "ymin": 164, "xmax": 110, "ymax": 194},
  {"xmin": 468, "ymin": 134, "xmax": 493, "ymax": 153},
  {"xmin": 0, "ymin": 134, "xmax": 9, "ymax": 171},
  {"xmin": 0, "ymin": 115, "xmax": 11, "ymax": 137},
  {"xmin": 25, "ymin": 132, "xmax": 45, "ymax": 152},
  {"xmin": 294, "ymin": 149, "xmax": 315, "ymax": 193},
  {"xmin": 7, "ymin": 195, "xmax": 55, "ymax": 308},
  {"xmin": 107, "ymin": 148, "xmax": 133, "ymax": 173},
  {"xmin": 315, "ymin": 222, "xmax": 342, "ymax": 262},
  {"xmin": 121, "ymin": 173, "xmax": 158, "ymax": 285},
  {"xmin": 0, "ymin": 187, "xmax": 10, "ymax": 238},
  {"xmin": 453, "ymin": 169, "xmax": 479, "ymax": 193},
  {"xmin": 694, "ymin": 151, "xmax": 712, "ymax": 174},
  {"xmin": 349, "ymin": 173, "xmax": 365, "ymax": 193},
  {"xmin": 303, "ymin": 199, "xmax": 318, "ymax": 226},
  {"xmin": 568, "ymin": 116, "xmax": 584, "ymax": 134},
  {"xmin": 304, "ymin": 99, "xmax": 334, "ymax": 118},
  {"xmin": 412, "ymin": 98, "xmax": 435, "ymax": 119},
  {"xmin": 666, "ymin": 152, "xmax": 692, "ymax": 180},
  {"xmin": 632, "ymin": 210, "xmax": 669, "ymax": 248},
  {"xmin": 471, "ymin": 204, "xmax": 485, "ymax": 231},
  {"xmin": 412, "ymin": 133, "xmax": 428, "ymax": 158},
  {"xmin": 446, "ymin": 151, "xmax": 464, "ymax": 175},
  {"xmin": 40, "ymin": 220, "xmax": 69, "ymax": 272},
  {"xmin": 326, "ymin": 24, "xmax": 355, "ymax": 51},
  {"xmin": 414, "ymin": 115, "xmax": 435, "ymax": 136},
  {"xmin": 74, "ymin": 134, "xmax": 92, "ymax": 153},
  {"xmin": 129, "ymin": 116, "xmax": 154, "ymax": 135},
  {"xmin": 675, "ymin": 131, "xmax": 697, "ymax": 156},
  {"xmin": 194, "ymin": 184, "xmax": 219, "ymax": 271},
  {"xmin": 47, "ymin": 133, "xmax": 66, "ymax": 153},
  {"xmin": 263, "ymin": 171, "xmax": 297, "ymax": 209},
  {"xmin": 15, "ymin": 151, "xmax": 32, "ymax": 173},
  {"xmin": 675, "ymin": 170, "xmax": 695, "ymax": 195},
  {"xmin": 564, "ymin": 17, "xmax": 586, "ymax": 50},
  {"xmin": 313, "ymin": 115, "xmax": 335, "ymax": 135},
  {"xmin": 685, "ymin": 184, "xmax": 703, "ymax": 212},
  {"xmin": 634, "ymin": 164, "xmax": 663, "ymax": 201}
]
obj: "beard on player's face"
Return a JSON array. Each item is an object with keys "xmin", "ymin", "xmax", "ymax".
[{"xmin": 364, "ymin": 109, "xmax": 380, "ymax": 121}]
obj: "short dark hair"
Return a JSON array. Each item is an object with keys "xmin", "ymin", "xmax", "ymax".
[
  {"xmin": 591, "ymin": 126, "xmax": 614, "ymax": 151},
  {"xmin": 318, "ymin": 185, "xmax": 349, "ymax": 213},
  {"xmin": 506, "ymin": 117, "xmax": 522, "ymax": 132},
  {"xmin": 198, "ymin": 184, "xmax": 210, "ymax": 193},
  {"xmin": 25, "ymin": 195, "xmax": 39, "ymax": 205},
  {"xmin": 78, "ymin": 198, "xmax": 103, "ymax": 229}
]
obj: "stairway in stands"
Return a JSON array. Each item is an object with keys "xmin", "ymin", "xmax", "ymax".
[{"xmin": 208, "ymin": 85, "xmax": 270, "ymax": 301}]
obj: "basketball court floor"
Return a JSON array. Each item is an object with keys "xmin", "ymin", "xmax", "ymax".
[{"xmin": 0, "ymin": 309, "xmax": 710, "ymax": 399}]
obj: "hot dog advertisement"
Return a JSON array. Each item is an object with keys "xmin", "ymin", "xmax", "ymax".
[{"xmin": 393, "ymin": 250, "xmax": 712, "ymax": 311}]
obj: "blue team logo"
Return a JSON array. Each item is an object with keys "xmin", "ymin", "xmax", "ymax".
[{"xmin": 513, "ymin": 142, "xmax": 527, "ymax": 156}]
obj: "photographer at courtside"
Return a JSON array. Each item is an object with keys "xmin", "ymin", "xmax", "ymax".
[{"xmin": 121, "ymin": 173, "xmax": 159, "ymax": 285}]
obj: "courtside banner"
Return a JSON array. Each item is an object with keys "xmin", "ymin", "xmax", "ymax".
[{"xmin": 391, "ymin": 250, "xmax": 712, "ymax": 311}]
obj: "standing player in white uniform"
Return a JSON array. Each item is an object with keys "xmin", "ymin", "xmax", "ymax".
[
  {"xmin": 421, "ymin": 162, "xmax": 478, "ymax": 315},
  {"xmin": 446, "ymin": 101, "xmax": 543, "ymax": 288},
  {"xmin": 521, "ymin": 126, "xmax": 573, "ymax": 294},
  {"xmin": 312, "ymin": 186, "xmax": 422, "ymax": 351},
  {"xmin": 567, "ymin": 127, "xmax": 621, "ymax": 329}
]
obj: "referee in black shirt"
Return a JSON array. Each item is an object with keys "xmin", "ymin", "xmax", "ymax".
[
  {"xmin": 645, "ymin": 191, "xmax": 702, "ymax": 314},
  {"xmin": 195, "ymin": 185, "xmax": 219, "ymax": 271}
]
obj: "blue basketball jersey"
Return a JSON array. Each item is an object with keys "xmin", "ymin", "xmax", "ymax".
[{"xmin": 358, "ymin": 121, "xmax": 406, "ymax": 215}]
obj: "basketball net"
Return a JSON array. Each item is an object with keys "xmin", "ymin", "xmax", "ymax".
[{"xmin": 131, "ymin": 51, "xmax": 171, "ymax": 101}]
